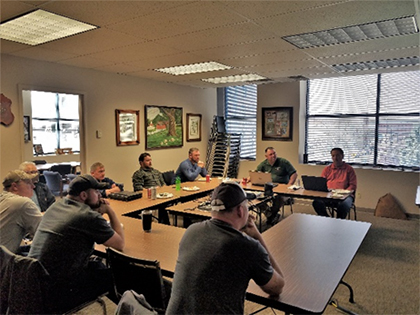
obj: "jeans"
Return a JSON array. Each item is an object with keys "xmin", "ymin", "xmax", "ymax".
[{"xmin": 312, "ymin": 196, "xmax": 354, "ymax": 219}]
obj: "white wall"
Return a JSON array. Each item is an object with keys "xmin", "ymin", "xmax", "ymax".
[
  {"xmin": 0, "ymin": 55, "xmax": 216, "ymax": 190},
  {"xmin": 1, "ymin": 54, "xmax": 418, "ymax": 215}
]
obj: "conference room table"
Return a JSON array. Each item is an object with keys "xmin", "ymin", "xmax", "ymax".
[
  {"xmin": 107, "ymin": 179, "xmax": 220, "ymax": 217},
  {"xmin": 246, "ymin": 213, "xmax": 371, "ymax": 314}
]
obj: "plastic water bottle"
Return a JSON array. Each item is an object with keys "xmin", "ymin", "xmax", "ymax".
[{"xmin": 175, "ymin": 176, "xmax": 181, "ymax": 191}]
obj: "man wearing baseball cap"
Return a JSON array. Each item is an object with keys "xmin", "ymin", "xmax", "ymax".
[
  {"xmin": 167, "ymin": 181, "xmax": 285, "ymax": 314},
  {"xmin": 0, "ymin": 170, "xmax": 42, "ymax": 254},
  {"xmin": 29, "ymin": 174, "xmax": 125, "ymax": 313}
]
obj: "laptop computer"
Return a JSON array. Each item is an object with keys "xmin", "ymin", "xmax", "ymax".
[
  {"xmin": 249, "ymin": 171, "xmax": 278, "ymax": 187},
  {"xmin": 301, "ymin": 175, "xmax": 329, "ymax": 192}
]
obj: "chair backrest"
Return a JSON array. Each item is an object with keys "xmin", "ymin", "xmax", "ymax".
[
  {"xmin": 50, "ymin": 164, "xmax": 72, "ymax": 177},
  {"xmin": 43, "ymin": 171, "xmax": 64, "ymax": 197},
  {"xmin": 162, "ymin": 170, "xmax": 175, "ymax": 186},
  {"xmin": 0, "ymin": 245, "xmax": 49, "ymax": 314},
  {"xmin": 107, "ymin": 248, "xmax": 168, "ymax": 312}
]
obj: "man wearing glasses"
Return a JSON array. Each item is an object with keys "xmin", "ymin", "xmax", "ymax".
[{"xmin": 19, "ymin": 161, "xmax": 55, "ymax": 212}]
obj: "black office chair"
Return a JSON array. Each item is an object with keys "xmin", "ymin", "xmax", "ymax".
[
  {"xmin": 33, "ymin": 159, "xmax": 47, "ymax": 165},
  {"xmin": 50, "ymin": 164, "xmax": 73, "ymax": 178},
  {"xmin": 43, "ymin": 171, "xmax": 69, "ymax": 197},
  {"xmin": 162, "ymin": 170, "xmax": 175, "ymax": 186},
  {"xmin": 107, "ymin": 248, "xmax": 171, "ymax": 314}
]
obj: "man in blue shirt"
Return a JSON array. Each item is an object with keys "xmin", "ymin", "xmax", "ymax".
[
  {"xmin": 174, "ymin": 147, "xmax": 207, "ymax": 183},
  {"xmin": 90, "ymin": 162, "xmax": 123, "ymax": 197}
]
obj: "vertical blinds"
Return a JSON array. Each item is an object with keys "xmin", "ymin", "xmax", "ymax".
[
  {"xmin": 225, "ymin": 84, "xmax": 257, "ymax": 160},
  {"xmin": 306, "ymin": 70, "xmax": 420, "ymax": 169}
]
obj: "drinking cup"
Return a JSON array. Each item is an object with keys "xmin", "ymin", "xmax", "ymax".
[{"xmin": 142, "ymin": 210, "xmax": 153, "ymax": 232}]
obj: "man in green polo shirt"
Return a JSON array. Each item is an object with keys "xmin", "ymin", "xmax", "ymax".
[{"xmin": 257, "ymin": 147, "xmax": 297, "ymax": 224}]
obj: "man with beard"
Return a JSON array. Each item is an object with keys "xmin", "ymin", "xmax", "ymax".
[
  {"xmin": 132, "ymin": 152, "xmax": 165, "ymax": 191},
  {"xmin": 29, "ymin": 175, "xmax": 124, "ymax": 313},
  {"xmin": 132, "ymin": 152, "xmax": 169, "ymax": 224},
  {"xmin": 174, "ymin": 147, "xmax": 207, "ymax": 183}
]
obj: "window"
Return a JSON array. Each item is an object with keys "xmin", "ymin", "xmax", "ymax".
[
  {"xmin": 27, "ymin": 90, "xmax": 80, "ymax": 155},
  {"xmin": 224, "ymin": 85, "xmax": 257, "ymax": 160},
  {"xmin": 305, "ymin": 70, "xmax": 420, "ymax": 169}
]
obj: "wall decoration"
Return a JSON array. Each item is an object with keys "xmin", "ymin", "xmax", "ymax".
[
  {"xmin": 33, "ymin": 144, "xmax": 44, "ymax": 156},
  {"xmin": 262, "ymin": 107, "xmax": 293, "ymax": 141},
  {"xmin": 23, "ymin": 115, "xmax": 30, "ymax": 142},
  {"xmin": 145, "ymin": 105, "xmax": 183, "ymax": 149},
  {"xmin": 186, "ymin": 113, "xmax": 202, "ymax": 142},
  {"xmin": 1, "ymin": 93, "xmax": 15, "ymax": 126},
  {"xmin": 115, "ymin": 109, "xmax": 140, "ymax": 146}
]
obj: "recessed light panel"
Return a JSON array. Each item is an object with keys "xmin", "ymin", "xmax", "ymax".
[
  {"xmin": 155, "ymin": 62, "xmax": 232, "ymax": 75},
  {"xmin": 202, "ymin": 74, "xmax": 267, "ymax": 84},
  {"xmin": 332, "ymin": 56, "xmax": 420, "ymax": 72},
  {"xmin": 0, "ymin": 9, "xmax": 97, "ymax": 46},
  {"xmin": 283, "ymin": 16, "xmax": 419, "ymax": 49}
]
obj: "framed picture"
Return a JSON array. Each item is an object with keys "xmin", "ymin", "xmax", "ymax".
[
  {"xmin": 145, "ymin": 105, "xmax": 183, "ymax": 150},
  {"xmin": 262, "ymin": 107, "xmax": 293, "ymax": 141},
  {"xmin": 33, "ymin": 144, "xmax": 44, "ymax": 156},
  {"xmin": 23, "ymin": 115, "xmax": 30, "ymax": 142},
  {"xmin": 186, "ymin": 113, "xmax": 202, "ymax": 142},
  {"xmin": 115, "ymin": 109, "xmax": 140, "ymax": 146}
]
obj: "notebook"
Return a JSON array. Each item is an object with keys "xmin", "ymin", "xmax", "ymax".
[
  {"xmin": 301, "ymin": 175, "xmax": 329, "ymax": 192},
  {"xmin": 249, "ymin": 171, "xmax": 278, "ymax": 187}
]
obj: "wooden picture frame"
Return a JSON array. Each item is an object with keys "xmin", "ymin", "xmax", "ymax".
[
  {"xmin": 23, "ymin": 115, "xmax": 30, "ymax": 142},
  {"xmin": 115, "ymin": 109, "xmax": 140, "ymax": 146},
  {"xmin": 186, "ymin": 113, "xmax": 202, "ymax": 142},
  {"xmin": 145, "ymin": 105, "xmax": 183, "ymax": 150},
  {"xmin": 262, "ymin": 107, "xmax": 293, "ymax": 141}
]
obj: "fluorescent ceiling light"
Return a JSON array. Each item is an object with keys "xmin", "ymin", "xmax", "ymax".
[
  {"xmin": 283, "ymin": 16, "xmax": 419, "ymax": 49},
  {"xmin": 0, "ymin": 9, "xmax": 97, "ymax": 46},
  {"xmin": 202, "ymin": 73, "xmax": 267, "ymax": 84},
  {"xmin": 332, "ymin": 56, "xmax": 420, "ymax": 72},
  {"xmin": 155, "ymin": 61, "xmax": 232, "ymax": 75}
]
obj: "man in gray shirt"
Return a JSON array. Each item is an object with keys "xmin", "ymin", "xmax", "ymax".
[
  {"xmin": 167, "ymin": 182, "xmax": 284, "ymax": 314},
  {"xmin": 0, "ymin": 170, "xmax": 42, "ymax": 254}
]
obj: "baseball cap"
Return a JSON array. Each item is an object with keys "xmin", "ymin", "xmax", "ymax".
[
  {"xmin": 211, "ymin": 181, "xmax": 251, "ymax": 211},
  {"xmin": 2, "ymin": 170, "xmax": 37, "ymax": 189},
  {"xmin": 68, "ymin": 174, "xmax": 107, "ymax": 195}
]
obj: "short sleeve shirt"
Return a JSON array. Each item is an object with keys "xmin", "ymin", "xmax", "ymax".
[{"xmin": 257, "ymin": 157, "xmax": 296, "ymax": 184}]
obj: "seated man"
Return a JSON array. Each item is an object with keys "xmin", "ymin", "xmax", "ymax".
[
  {"xmin": 132, "ymin": 153, "xmax": 169, "ymax": 224},
  {"xmin": 90, "ymin": 162, "xmax": 123, "ymax": 197},
  {"xmin": 132, "ymin": 152, "xmax": 165, "ymax": 191},
  {"xmin": 174, "ymin": 147, "xmax": 207, "ymax": 183},
  {"xmin": 29, "ymin": 175, "xmax": 125, "ymax": 313},
  {"xmin": 167, "ymin": 182, "xmax": 285, "ymax": 314},
  {"xmin": 255, "ymin": 147, "xmax": 297, "ymax": 224},
  {"xmin": 312, "ymin": 148, "xmax": 357, "ymax": 219},
  {"xmin": 19, "ymin": 161, "xmax": 55, "ymax": 212},
  {"xmin": 0, "ymin": 170, "xmax": 42, "ymax": 254}
]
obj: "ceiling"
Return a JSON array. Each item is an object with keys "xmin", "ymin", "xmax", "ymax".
[{"xmin": 1, "ymin": 0, "xmax": 419, "ymax": 88}]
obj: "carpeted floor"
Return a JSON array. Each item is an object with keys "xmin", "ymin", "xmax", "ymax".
[{"xmin": 76, "ymin": 200, "xmax": 420, "ymax": 315}]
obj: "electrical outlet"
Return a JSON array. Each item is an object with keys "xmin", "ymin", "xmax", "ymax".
[
  {"xmin": 96, "ymin": 130, "xmax": 102, "ymax": 138},
  {"xmin": 357, "ymin": 192, "xmax": 361, "ymax": 200}
]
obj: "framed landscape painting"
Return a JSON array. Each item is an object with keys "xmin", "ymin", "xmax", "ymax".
[
  {"xmin": 145, "ymin": 105, "xmax": 183, "ymax": 149},
  {"xmin": 262, "ymin": 107, "xmax": 293, "ymax": 141}
]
